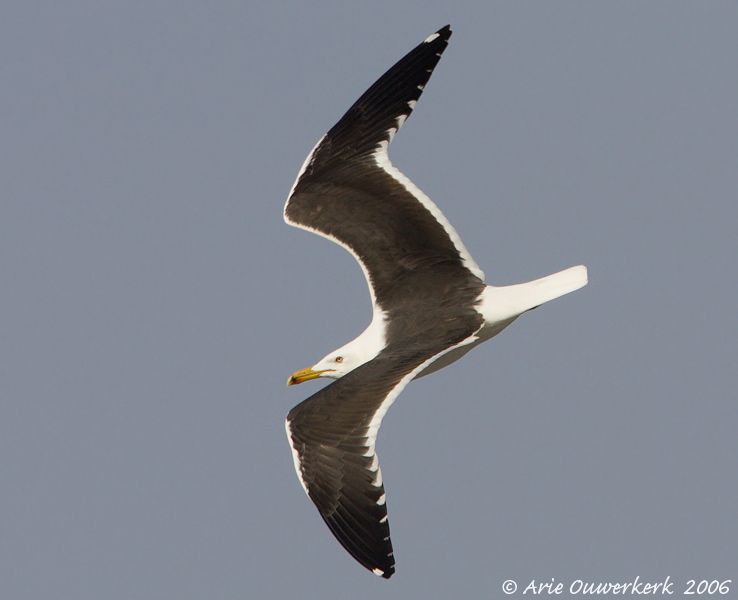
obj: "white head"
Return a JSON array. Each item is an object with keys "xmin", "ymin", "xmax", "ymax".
[{"xmin": 287, "ymin": 310, "xmax": 387, "ymax": 386}]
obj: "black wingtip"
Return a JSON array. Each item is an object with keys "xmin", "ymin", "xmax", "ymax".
[
  {"xmin": 300, "ymin": 23, "xmax": 454, "ymax": 167},
  {"xmin": 435, "ymin": 24, "xmax": 452, "ymax": 38},
  {"xmin": 379, "ymin": 565, "xmax": 395, "ymax": 579},
  {"xmin": 422, "ymin": 25, "xmax": 452, "ymax": 47}
]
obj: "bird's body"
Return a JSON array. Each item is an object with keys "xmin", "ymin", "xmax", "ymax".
[{"xmin": 283, "ymin": 25, "xmax": 587, "ymax": 578}]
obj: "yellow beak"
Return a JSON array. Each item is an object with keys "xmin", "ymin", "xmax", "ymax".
[{"xmin": 286, "ymin": 366, "xmax": 330, "ymax": 386}]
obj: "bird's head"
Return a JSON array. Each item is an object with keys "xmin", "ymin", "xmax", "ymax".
[
  {"xmin": 287, "ymin": 308, "xmax": 388, "ymax": 386},
  {"xmin": 286, "ymin": 337, "xmax": 380, "ymax": 386}
]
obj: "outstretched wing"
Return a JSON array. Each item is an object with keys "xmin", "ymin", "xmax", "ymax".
[
  {"xmin": 285, "ymin": 334, "xmax": 478, "ymax": 578},
  {"xmin": 283, "ymin": 25, "xmax": 484, "ymax": 314}
]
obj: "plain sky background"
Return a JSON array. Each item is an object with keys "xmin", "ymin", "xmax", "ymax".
[{"xmin": 3, "ymin": 2, "xmax": 737, "ymax": 598}]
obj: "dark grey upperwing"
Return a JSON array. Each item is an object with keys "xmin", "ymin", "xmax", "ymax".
[
  {"xmin": 286, "ymin": 344, "xmax": 447, "ymax": 579},
  {"xmin": 284, "ymin": 25, "xmax": 484, "ymax": 311},
  {"xmin": 285, "ymin": 281, "xmax": 485, "ymax": 578},
  {"xmin": 302, "ymin": 24, "xmax": 451, "ymax": 167}
]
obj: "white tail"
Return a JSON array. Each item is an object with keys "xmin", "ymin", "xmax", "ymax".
[{"xmin": 480, "ymin": 265, "xmax": 588, "ymax": 325}]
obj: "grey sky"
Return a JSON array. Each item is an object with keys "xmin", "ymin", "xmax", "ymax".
[{"xmin": 2, "ymin": 2, "xmax": 736, "ymax": 598}]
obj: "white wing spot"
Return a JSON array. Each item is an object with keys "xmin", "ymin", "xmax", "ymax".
[{"xmin": 372, "ymin": 465, "xmax": 383, "ymax": 487}]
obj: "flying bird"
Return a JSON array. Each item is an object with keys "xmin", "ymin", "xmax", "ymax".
[{"xmin": 283, "ymin": 25, "xmax": 587, "ymax": 578}]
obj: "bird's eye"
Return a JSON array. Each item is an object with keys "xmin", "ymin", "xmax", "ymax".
[{"xmin": 335, "ymin": 356, "xmax": 343, "ymax": 363}]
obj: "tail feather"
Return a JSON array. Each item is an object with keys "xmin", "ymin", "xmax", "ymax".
[
  {"xmin": 480, "ymin": 265, "xmax": 588, "ymax": 324},
  {"xmin": 520, "ymin": 264, "xmax": 588, "ymax": 310}
]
